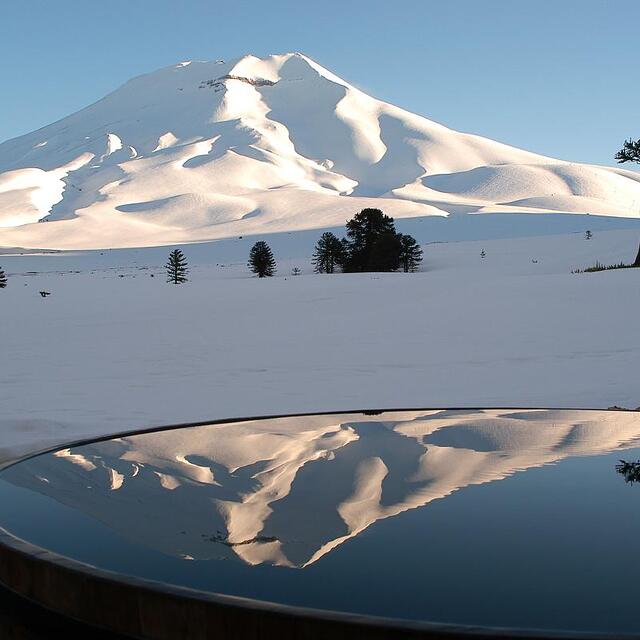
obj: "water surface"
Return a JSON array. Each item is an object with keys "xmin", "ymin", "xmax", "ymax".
[{"xmin": 1, "ymin": 409, "xmax": 640, "ymax": 633}]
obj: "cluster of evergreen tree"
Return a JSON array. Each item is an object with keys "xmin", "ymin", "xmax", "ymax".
[
  {"xmin": 313, "ymin": 208, "xmax": 423, "ymax": 274},
  {"xmin": 162, "ymin": 209, "xmax": 421, "ymax": 284}
]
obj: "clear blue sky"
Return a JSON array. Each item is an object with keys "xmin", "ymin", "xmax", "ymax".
[{"xmin": 1, "ymin": 0, "xmax": 638, "ymax": 166}]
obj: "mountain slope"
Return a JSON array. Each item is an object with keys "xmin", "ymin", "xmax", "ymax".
[{"xmin": 0, "ymin": 52, "xmax": 638, "ymax": 249}]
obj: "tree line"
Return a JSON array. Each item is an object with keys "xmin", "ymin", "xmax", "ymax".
[{"xmin": 164, "ymin": 208, "xmax": 423, "ymax": 283}]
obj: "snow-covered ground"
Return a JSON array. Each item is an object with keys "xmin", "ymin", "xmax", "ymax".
[{"xmin": 2, "ymin": 214, "xmax": 639, "ymax": 466}]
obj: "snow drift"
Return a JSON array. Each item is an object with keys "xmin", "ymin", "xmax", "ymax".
[{"xmin": 0, "ymin": 52, "xmax": 639, "ymax": 249}]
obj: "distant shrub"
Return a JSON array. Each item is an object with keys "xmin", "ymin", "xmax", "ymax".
[{"xmin": 0, "ymin": 267, "xmax": 6, "ymax": 289}]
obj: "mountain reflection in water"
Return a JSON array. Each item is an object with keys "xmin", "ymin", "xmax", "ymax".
[{"xmin": 5, "ymin": 409, "xmax": 640, "ymax": 568}]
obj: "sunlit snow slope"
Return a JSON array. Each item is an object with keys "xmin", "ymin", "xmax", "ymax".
[{"xmin": 1, "ymin": 52, "xmax": 639, "ymax": 249}]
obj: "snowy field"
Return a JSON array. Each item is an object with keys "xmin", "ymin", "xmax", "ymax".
[{"xmin": 2, "ymin": 214, "xmax": 640, "ymax": 466}]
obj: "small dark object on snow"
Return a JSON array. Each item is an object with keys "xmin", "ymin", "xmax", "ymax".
[
  {"xmin": 39, "ymin": 291, "xmax": 51, "ymax": 298},
  {"xmin": 585, "ymin": 230, "xmax": 593, "ymax": 240},
  {"xmin": 0, "ymin": 267, "xmax": 7, "ymax": 289}
]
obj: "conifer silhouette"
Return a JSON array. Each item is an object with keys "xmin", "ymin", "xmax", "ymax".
[
  {"xmin": 398, "ymin": 234, "xmax": 423, "ymax": 272},
  {"xmin": 341, "ymin": 208, "xmax": 397, "ymax": 272},
  {"xmin": 615, "ymin": 139, "xmax": 640, "ymax": 266},
  {"xmin": 615, "ymin": 138, "xmax": 640, "ymax": 164},
  {"xmin": 0, "ymin": 267, "xmax": 7, "ymax": 289},
  {"xmin": 165, "ymin": 249, "xmax": 188, "ymax": 284},
  {"xmin": 340, "ymin": 209, "xmax": 422, "ymax": 273},
  {"xmin": 248, "ymin": 241, "xmax": 276, "ymax": 277},
  {"xmin": 312, "ymin": 232, "xmax": 344, "ymax": 273}
]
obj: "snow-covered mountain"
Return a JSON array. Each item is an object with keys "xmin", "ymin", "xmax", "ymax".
[{"xmin": 1, "ymin": 52, "xmax": 639, "ymax": 249}]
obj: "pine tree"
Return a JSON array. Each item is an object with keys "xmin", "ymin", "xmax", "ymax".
[
  {"xmin": 615, "ymin": 139, "xmax": 640, "ymax": 266},
  {"xmin": 312, "ymin": 232, "xmax": 344, "ymax": 273},
  {"xmin": 342, "ymin": 208, "xmax": 400, "ymax": 272},
  {"xmin": 248, "ymin": 241, "xmax": 276, "ymax": 277},
  {"xmin": 480, "ymin": 249, "xmax": 486, "ymax": 259},
  {"xmin": 165, "ymin": 249, "xmax": 188, "ymax": 284},
  {"xmin": 0, "ymin": 267, "xmax": 6, "ymax": 289},
  {"xmin": 398, "ymin": 234, "xmax": 423, "ymax": 272},
  {"xmin": 615, "ymin": 138, "xmax": 640, "ymax": 164},
  {"xmin": 585, "ymin": 230, "xmax": 592, "ymax": 240}
]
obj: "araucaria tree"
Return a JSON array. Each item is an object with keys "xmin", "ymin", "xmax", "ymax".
[
  {"xmin": 248, "ymin": 241, "xmax": 276, "ymax": 277},
  {"xmin": 0, "ymin": 267, "xmax": 7, "ymax": 289},
  {"xmin": 313, "ymin": 232, "xmax": 344, "ymax": 273},
  {"xmin": 615, "ymin": 138, "xmax": 640, "ymax": 164},
  {"xmin": 615, "ymin": 138, "xmax": 640, "ymax": 266},
  {"xmin": 341, "ymin": 208, "xmax": 421, "ymax": 273},
  {"xmin": 342, "ymin": 208, "xmax": 397, "ymax": 272},
  {"xmin": 165, "ymin": 249, "xmax": 188, "ymax": 284},
  {"xmin": 398, "ymin": 234, "xmax": 424, "ymax": 272}
]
